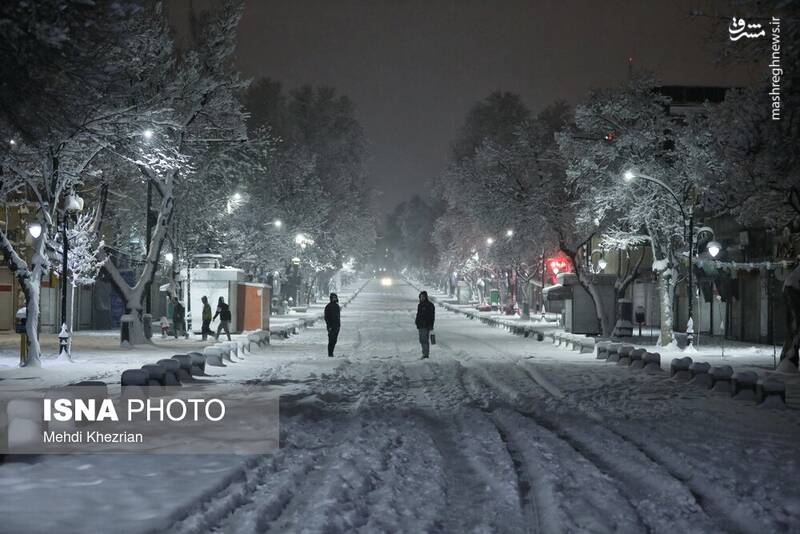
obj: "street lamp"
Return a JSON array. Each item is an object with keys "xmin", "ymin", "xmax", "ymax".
[
  {"xmin": 506, "ymin": 229, "xmax": 514, "ymax": 237},
  {"xmin": 27, "ymin": 222, "xmax": 42, "ymax": 239},
  {"xmin": 273, "ymin": 219, "xmax": 282, "ymax": 228},
  {"xmin": 58, "ymin": 192, "xmax": 84, "ymax": 361},
  {"xmin": 707, "ymin": 241, "xmax": 721, "ymax": 258},
  {"xmin": 589, "ymin": 248, "xmax": 606, "ymax": 273},
  {"xmin": 142, "ymin": 129, "xmax": 154, "ymax": 140},
  {"xmin": 623, "ymin": 169, "xmax": 697, "ymax": 346},
  {"xmin": 486, "ymin": 237, "xmax": 494, "ymax": 246}
]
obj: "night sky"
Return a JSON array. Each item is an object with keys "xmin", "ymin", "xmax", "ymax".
[{"xmin": 174, "ymin": 0, "xmax": 759, "ymax": 213}]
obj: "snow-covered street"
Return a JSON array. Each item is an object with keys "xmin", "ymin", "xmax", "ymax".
[{"xmin": 3, "ymin": 277, "xmax": 799, "ymax": 533}]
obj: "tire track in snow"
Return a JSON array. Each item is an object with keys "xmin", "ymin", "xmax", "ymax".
[
  {"xmin": 452, "ymin": 358, "xmax": 645, "ymax": 534},
  {"xmin": 443, "ymin": 329, "xmax": 754, "ymax": 533}
]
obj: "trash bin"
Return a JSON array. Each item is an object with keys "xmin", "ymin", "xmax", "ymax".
[{"xmin": 489, "ymin": 289, "xmax": 500, "ymax": 311}]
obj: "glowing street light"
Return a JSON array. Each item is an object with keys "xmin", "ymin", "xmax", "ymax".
[
  {"xmin": 27, "ymin": 222, "xmax": 42, "ymax": 239},
  {"xmin": 486, "ymin": 237, "xmax": 494, "ymax": 246},
  {"xmin": 623, "ymin": 169, "xmax": 636, "ymax": 182},
  {"xmin": 142, "ymin": 129, "xmax": 154, "ymax": 140},
  {"xmin": 505, "ymin": 229, "xmax": 514, "ymax": 237},
  {"xmin": 165, "ymin": 252, "xmax": 174, "ymax": 263},
  {"xmin": 598, "ymin": 258, "xmax": 608, "ymax": 270},
  {"xmin": 273, "ymin": 219, "xmax": 282, "ymax": 228},
  {"xmin": 707, "ymin": 241, "xmax": 721, "ymax": 258},
  {"xmin": 295, "ymin": 233, "xmax": 306, "ymax": 245}
]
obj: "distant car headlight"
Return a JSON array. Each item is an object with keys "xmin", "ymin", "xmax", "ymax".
[{"xmin": 380, "ymin": 277, "xmax": 393, "ymax": 286}]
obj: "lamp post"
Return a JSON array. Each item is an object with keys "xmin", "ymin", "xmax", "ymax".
[
  {"xmin": 58, "ymin": 192, "xmax": 84, "ymax": 360},
  {"xmin": 623, "ymin": 170, "xmax": 713, "ymax": 347},
  {"xmin": 590, "ymin": 249, "xmax": 607, "ymax": 273},
  {"xmin": 624, "ymin": 170, "xmax": 694, "ymax": 343}
]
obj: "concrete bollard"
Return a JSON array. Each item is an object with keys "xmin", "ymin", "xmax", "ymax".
[
  {"xmin": 536, "ymin": 332, "xmax": 544, "ymax": 342},
  {"xmin": 121, "ymin": 369, "xmax": 149, "ymax": 387},
  {"xmin": 189, "ymin": 352, "xmax": 206, "ymax": 375},
  {"xmin": 710, "ymin": 365, "xmax": 734, "ymax": 394},
  {"xmin": 629, "ymin": 348, "xmax": 647, "ymax": 369},
  {"xmin": 156, "ymin": 359, "xmax": 182, "ymax": 385},
  {"xmin": 606, "ymin": 343, "xmax": 623, "ymax": 363},
  {"xmin": 643, "ymin": 352, "xmax": 662, "ymax": 373},
  {"xmin": 732, "ymin": 371, "xmax": 758, "ymax": 400},
  {"xmin": 688, "ymin": 362, "xmax": 713, "ymax": 388},
  {"xmin": 759, "ymin": 378, "xmax": 787, "ymax": 408},
  {"xmin": 171, "ymin": 354, "xmax": 193, "ymax": 372},
  {"xmin": 595, "ymin": 341, "xmax": 610, "ymax": 360},
  {"xmin": 140, "ymin": 364, "xmax": 167, "ymax": 386},
  {"xmin": 171, "ymin": 355, "xmax": 195, "ymax": 381},
  {"xmin": 670, "ymin": 357, "xmax": 693, "ymax": 380},
  {"xmin": 247, "ymin": 332, "xmax": 260, "ymax": 347},
  {"xmin": 617, "ymin": 344, "xmax": 635, "ymax": 366},
  {"xmin": 203, "ymin": 347, "xmax": 225, "ymax": 367}
]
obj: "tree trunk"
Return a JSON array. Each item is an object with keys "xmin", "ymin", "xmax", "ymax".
[
  {"xmin": 779, "ymin": 265, "xmax": 800, "ymax": 368},
  {"xmin": 657, "ymin": 267, "xmax": 676, "ymax": 347},
  {"xmin": 124, "ymin": 304, "xmax": 148, "ymax": 346},
  {"xmin": 586, "ymin": 281, "xmax": 613, "ymax": 336},
  {"xmin": 1, "ymin": 228, "xmax": 48, "ymax": 366},
  {"xmin": 22, "ymin": 276, "xmax": 43, "ymax": 367},
  {"xmin": 98, "ymin": 172, "xmax": 174, "ymax": 346}
]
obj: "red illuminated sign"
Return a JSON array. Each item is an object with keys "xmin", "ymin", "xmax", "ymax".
[{"xmin": 546, "ymin": 255, "xmax": 572, "ymax": 284}]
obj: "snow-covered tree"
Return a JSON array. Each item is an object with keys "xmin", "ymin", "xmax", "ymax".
[
  {"xmin": 91, "ymin": 1, "xmax": 249, "ymax": 344},
  {"xmin": 0, "ymin": 1, "xmax": 160, "ymax": 364},
  {"xmin": 558, "ymin": 75, "xmax": 719, "ymax": 345},
  {"xmin": 230, "ymin": 80, "xmax": 377, "ymax": 296}
]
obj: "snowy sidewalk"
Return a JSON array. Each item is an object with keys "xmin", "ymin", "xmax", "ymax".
[
  {"xmin": 0, "ymin": 279, "xmax": 368, "ymax": 392},
  {"xmin": 413, "ymin": 283, "xmax": 798, "ymax": 406}
]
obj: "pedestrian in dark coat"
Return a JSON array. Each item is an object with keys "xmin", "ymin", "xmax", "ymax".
[
  {"xmin": 213, "ymin": 296, "xmax": 232, "ymax": 341},
  {"xmin": 324, "ymin": 293, "xmax": 341, "ymax": 357},
  {"xmin": 415, "ymin": 291, "xmax": 435, "ymax": 359},
  {"xmin": 201, "ymin": 296, "xmax": 213, "ymax": 341},
  {"xmin": 172, "ymin": 297, "xmax": 186, "ymax": 339}
]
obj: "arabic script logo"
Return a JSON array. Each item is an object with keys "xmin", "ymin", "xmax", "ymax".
[{"xmin": 728, "ymin": 17, "xmax": 766, "ymax": 40}]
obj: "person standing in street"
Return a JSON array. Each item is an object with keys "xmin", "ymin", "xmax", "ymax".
[
  {"xmin": 213, "ymin": 296, "xmax": 232, "ymax": 341},
  {"xmin": 324, "ymin": 292, "xmax": 341, "ymax": 357},
  {"xmin": 415, "ymin": 291, "xmax": 435, "ymax": 359},
  {"xmin": 201, "ymin": 296, "xmax": 213, "ymax": 341},
  {"xmin": 172, "ymin": 297, "xmax": 186, "ymax": 339}
]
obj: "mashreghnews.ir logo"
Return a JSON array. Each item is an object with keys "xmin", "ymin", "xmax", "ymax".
[{"xmin": 729, "ymin": 16, "xmax": 782, "ymax": 121}]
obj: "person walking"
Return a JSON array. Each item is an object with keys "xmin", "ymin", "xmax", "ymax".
[
  {"xmin": 201, "ymin": 296, "xmax": 213, "ymax": 341},
  {"xmin": 213, "ymin": 296, "xmax": 232, "ymax": 341},
  {"xmin": 324, "ymin": 293, "xmax": 341, "ymax": 357},
  {"xmin": 415, "ymin": 291, "xmax": 435, "ymax": 359},
  {"xmin": 172, "ymin": 297, "xmax": 186, "ymax": 339}
]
